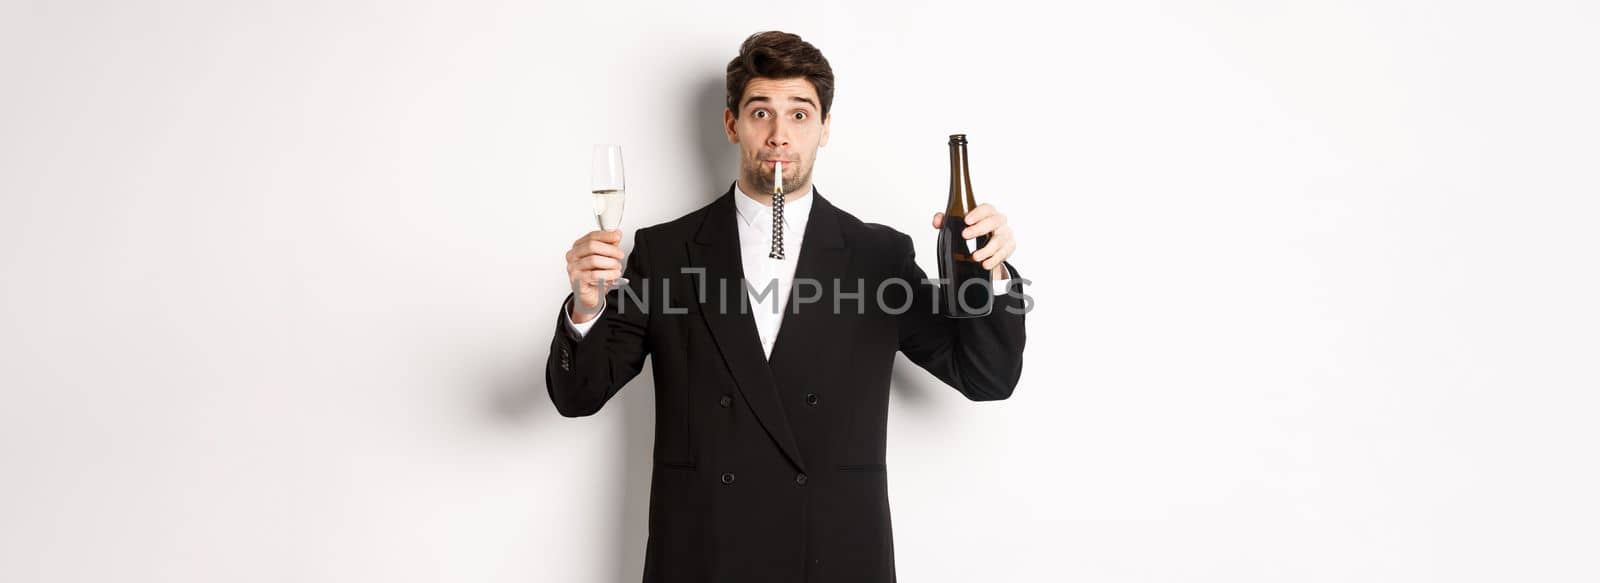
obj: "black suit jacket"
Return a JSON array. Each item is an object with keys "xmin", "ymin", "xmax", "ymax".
[{"xmin": 546, "ymin": 185, "xmax": 1027, "ymax": 583}]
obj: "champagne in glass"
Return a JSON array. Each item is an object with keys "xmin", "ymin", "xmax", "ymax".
[
  {"xmin": 592, "ymin": 188, "xmax": 625, "ymax": 231},
  {"xmin": 590, "ymin": 144, "xmax": 629, "ymax": 287}
]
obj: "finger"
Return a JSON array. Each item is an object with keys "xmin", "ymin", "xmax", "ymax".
[
  {"xmin": 574, "ymin": 266, "xmax": 622, "ymax": 285},
  {"xmin": 982, "ymin": 239, "xmax": 1016, "ymax": 271},
  {"xmin": 576, "ymin": 231, "xmax": 620, "ymax": 252},
  {"xmin": 972, "ymin": 229, "xmax": 1007, "ymax": 261},
  {"xmin": 583, "ymin": 239, "xmax": 626, "ymax": 260},
  {"xmin": 583, "ymin": 269, "xmax": 622, "ymax": 283},
  {"xmin": 574, "ymin": 232, "xmax": 601, "ymax": 250},
  {"xmin": 964, "ymin": 203, "xmax": 995, "ymax": 225},
  {"xmin": 575, "ymin": 258, "xmax": 616, "ymax": 275},
  {"xmin": 974, "ymin": 227, "xmax": 1012, "ymax": 262},
  {"xmin": 931, "ymin": 212, "xmax": 944, "ymax": 229},
  {"xmin": 581, "ymin": 255, "xmax": 622, "ymax": 271},
  {"xmin": 568, "ymin": 239, "xmax": 591, "ymax": 262},
  {"xmin": 962, "ymin": 214, "xmax": 1006, "ymax": 239}
]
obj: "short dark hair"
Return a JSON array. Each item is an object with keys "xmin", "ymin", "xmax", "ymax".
[{"xmin": 725, "ymin": 31, "xmax": 834, "ymax": 120}]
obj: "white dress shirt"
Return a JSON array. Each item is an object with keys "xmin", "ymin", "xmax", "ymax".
[
  {"xmin": 564, "ymin": 185, "xmax": 1012, "ymax": 359},
  {"xmin": 731, "ymin": 183, "xmax": 813, "ymax": 358}
]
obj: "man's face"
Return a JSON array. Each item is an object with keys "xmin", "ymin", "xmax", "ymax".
[{"xmin": 724, "ymin": 76, "xmax": 831, "ymax": 194}]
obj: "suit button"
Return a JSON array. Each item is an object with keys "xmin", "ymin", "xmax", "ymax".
[
  {"xmin": 721, "ymin": 472, "xmax": 736, "ymax": 485},
  {"xmin": 795, "ymin": 473, "xmax": 808, "ymax": 486},
  {"xmin": 719, "ymin": 395, "xmax": 732, "ymax": 408},
  {"xmin": 805, "ymin": 393, "xmax": 819, "ymax": 406}
]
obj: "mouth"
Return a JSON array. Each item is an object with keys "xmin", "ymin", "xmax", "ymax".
[{"xmin": 764, "ymin": 159, "xmax": 791, "ymax": 168}]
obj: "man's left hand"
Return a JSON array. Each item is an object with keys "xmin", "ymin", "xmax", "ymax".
[{"xmin": 932, "ymin": 203, "xmax": 1016, "ymax": 280}]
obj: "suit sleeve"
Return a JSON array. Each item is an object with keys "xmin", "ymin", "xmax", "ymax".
[
  {"xmin": 894, "ymin": 232, "xmax": 1028, "ymax": 401},
  {"xmin": 545, "ymin": 231, "xmax": 653, "ymax": 417}
]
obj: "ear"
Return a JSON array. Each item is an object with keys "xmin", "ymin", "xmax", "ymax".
[
  {"xmin": 820, "ymin": 111, "xmax": 831, "ymax": 148},
  {"xmin": 724, "ymin": 108, "xmax": 738, "ymax": 144}
]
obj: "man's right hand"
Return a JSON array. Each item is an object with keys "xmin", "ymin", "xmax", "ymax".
[{"xmin": 565, "ymin": 230, "xmax": 627, "ymax": 324}]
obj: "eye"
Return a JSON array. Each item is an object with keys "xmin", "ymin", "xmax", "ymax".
[
  {"xmin": 794, "ymin": 111, "xmax": 807, "ymax": 121},
  {"xmin": 753, "ymin": 109, "xmax": 769, "ymax": 119}
]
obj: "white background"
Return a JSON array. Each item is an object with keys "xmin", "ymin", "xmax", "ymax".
[{"xmin": 3, "ymin": 1, "xmax": 1597, "ymax": 581}]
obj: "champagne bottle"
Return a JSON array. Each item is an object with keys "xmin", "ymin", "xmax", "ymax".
[{"xmin": 936, "ymin": 134, "xmax": 994, "ymax": 318}]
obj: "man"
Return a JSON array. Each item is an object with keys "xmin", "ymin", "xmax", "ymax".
[{"xmin": 548, "ymin": 31, "xmax": 1027, "ymax": 583}]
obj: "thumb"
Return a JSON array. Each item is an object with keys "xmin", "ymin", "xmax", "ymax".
[{"xmin": 931, "ymin": 212, "xmax": 944, "ymax": 229}]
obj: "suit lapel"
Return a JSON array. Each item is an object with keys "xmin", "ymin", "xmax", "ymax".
[
  {"xmin": 686, "ymin": 186, "xmax": 808, "ymax": 473},
  {"xmin": 767, "ymin": 190, "xmax": 855, "ymax": 377}
]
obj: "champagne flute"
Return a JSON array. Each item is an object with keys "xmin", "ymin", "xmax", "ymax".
[{"xmin": 590, "ymin": 144, "xmax": 629, "ymax": 287}]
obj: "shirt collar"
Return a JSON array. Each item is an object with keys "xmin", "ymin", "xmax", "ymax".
[{"xmin": 734, "ymin": 182, "xmax": 814, "ymax": 233}]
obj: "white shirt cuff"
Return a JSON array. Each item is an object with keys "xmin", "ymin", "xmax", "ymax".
[
  {"xmin": 991, "ymin": 278, "xmax": 1011, "ymax": 296},
  {"xmin": 563, "ymin": 295, "xmax": 605, "ymax": 338},
  {"xmin": 991, "ymin": 263, "xmax": 1016, "ymax": 296}
]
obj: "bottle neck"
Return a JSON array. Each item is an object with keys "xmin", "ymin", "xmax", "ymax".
[{"xmin": 946, "ymin": 142, "xmax": 975, "ymax": 216}]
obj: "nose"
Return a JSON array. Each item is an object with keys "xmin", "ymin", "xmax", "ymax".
[{"xmin": 765, "ymin": 118, "xmax": 790, "ymax": 149}]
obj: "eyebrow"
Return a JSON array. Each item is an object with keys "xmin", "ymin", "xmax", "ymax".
[{"xmin": 742, "ymin": 95, "xmax": 818, "ymax": 110}]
